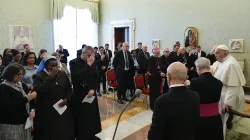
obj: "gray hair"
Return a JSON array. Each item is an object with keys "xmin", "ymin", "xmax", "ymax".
[
  {"xmin": 195, "ymin": 57, "xmax": 211, "ymax": 69},
  {"xmin": 82, "ymin": 46, "xmax": 94, "ymax": 54}
]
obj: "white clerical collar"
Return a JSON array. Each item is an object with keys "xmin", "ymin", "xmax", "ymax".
[{"xmin": 170, "ymin": 84, "xmax": 184, "ymax": 88}]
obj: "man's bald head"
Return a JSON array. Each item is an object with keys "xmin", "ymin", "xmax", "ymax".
[{"xmin": 167, "ymin": 62, "xmax": 188, "ymax": 85}]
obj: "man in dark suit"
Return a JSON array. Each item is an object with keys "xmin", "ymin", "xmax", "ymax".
[
  {"xmin": 77, "ymin": 44, "xmax": 86, "ymax": 58},
  {"xmin": 169, "ymin": 44, "xmax": 180, "ymax": 64},
  {"xmin": 112, "ymin": 42, "xmax": 134, "ymax": 104},
  {"xmin": 192, "ymin": 45, "xmax": 206, "ymax": 61},
  {"xmin": 56, "ymin": 45, "xmax": 70, "ymax": 65},
  {"xmin": 148, "ymin": 62, "xmax": 200, "ymax": 140},
  {"xmin": 189, "ymin": 58, "xmax": 223, "ymax": 140},
  {"xmin": 137, "ymin": 45, "xmax": 150, "ymax": 75},
  {"xmin": 135, "ymin": 42, "xmax": 142, "ymax": 54},
  {"xmin": 104, "ymin": 43, "xmax": 112, "ymax": 63},
  {"xmin": 96, "ymin": 46, "xmax": 109, "ymax": 95}
]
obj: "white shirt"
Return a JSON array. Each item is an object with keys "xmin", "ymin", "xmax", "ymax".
[
  {"xmin": 123, "ymin": 50, "xmax": 129, "ymax": 70},
  {"xmin": 169, "ymin": 84, "xmax": 184, "ymax": 88},
  {"xmin": 133, "ymin": 57, "xmax": 139, "ymax": 67},
  {"xmin": 198, "ymin": 51, "xmax": 201, "ymax": 58}
]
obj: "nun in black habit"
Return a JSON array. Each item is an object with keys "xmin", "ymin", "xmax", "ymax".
[
  {"xmin": 70, "ymin": 46, "xmax": 101, "ymax": 140},
  {"xmin": 32, "ymin": 56, "xmax": 74, "ymax": 140}
]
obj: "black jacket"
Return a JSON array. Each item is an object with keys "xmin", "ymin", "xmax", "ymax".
[
  {"xmin": 112, "ymin": 50, "xmax": 134, "ymax": 76},
  {"xmin": 148, "ymin": 86, "xmax": 200, "ymax": 140},
  {"xmin": 137, "ymin": 51, "xmax": 150, "ymax": 74},
  {"xmin": 57, "ymin": 49, "xmax": 70, "ymax": 64},
  {"xmin": 189, "ymin": 72, "xmax": 223, "ymax": 140},
  {"xmin": 0, "ymin": 83, "xmax": 32, "ymax": 124}
]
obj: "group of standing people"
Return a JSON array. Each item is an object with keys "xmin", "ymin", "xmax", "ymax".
[
  {"xmin": 0, "ymin": 44, "xmax": 102, "ymax": 140},
  {"xmin": 148, "ymin": 44, "xmax": 246, "ymax": 140}
]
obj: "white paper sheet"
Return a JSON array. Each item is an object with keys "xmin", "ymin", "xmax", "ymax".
[
  {"xmin": 82, "ymin": 95, "xmax": 95, "ymax": 103},
  {"xmin": 53, "ymin": 99, "xmax": 67, "ymax": 115},
  {"xmin": 25, "ymin": 117, "xmax": 33, "ymax": 129}
]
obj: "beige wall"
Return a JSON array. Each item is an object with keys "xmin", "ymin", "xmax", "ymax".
[
  {"xmin": 0, "ymin": 0, "xmax": 54, "ymax": 54},
  {"xmin": 99, "ymin": 0, "xmax": 250, "ymax": 86}
]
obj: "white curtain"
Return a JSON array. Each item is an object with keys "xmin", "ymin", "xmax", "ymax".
[{"xmin": 53, "ymin": 5, "xmax": 98, "ymax": 62}]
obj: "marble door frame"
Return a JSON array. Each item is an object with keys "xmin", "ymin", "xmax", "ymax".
[{"xmin": 109, "ymin": 18, "xmax": 136, "ymax": 52}]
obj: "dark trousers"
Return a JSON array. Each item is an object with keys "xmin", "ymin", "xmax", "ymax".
[
  {"xmin": 97, "ymin": 70, "xmax": 107, "ymax": 93},
  {"xmin": 148, "ymin": 76, "xmax": 161, "ymax": 110},
  {"xmin": 117, "ymin": 71, "xmax": 131, "ymax": 99}
]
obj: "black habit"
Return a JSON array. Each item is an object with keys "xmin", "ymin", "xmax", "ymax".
[
  {"xmin": 159, "ymin": 55, "xmax": 170, "ymax": 93},
  {"xmin": 70, "ymin": 57, "xmax": 101, "ymax": 140},
  {"xmin": 147, "ymin": 56, "xmax": 162, "ymax": 110},
  {"xmin": 190, "ymin": 72, "xmax": 223, "ymax": 140},
  {"xmin": 148, "ymin": 86, "xmax": 200, "ymax": 140},
  {"xmin": 137, "ymin": 51, "xmax": 150, "ymax": 75},
  {"xmin": 33, "ymin": 70, "xmax": 74, "ymax": 140}
]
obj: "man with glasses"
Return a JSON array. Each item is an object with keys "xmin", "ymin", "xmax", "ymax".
[{"xmin": 159, "ymin": 48, "xmax": 170, "ymax": 93}]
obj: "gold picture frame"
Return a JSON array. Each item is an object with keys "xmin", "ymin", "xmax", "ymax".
[{"xmin": 184, "ymin": 27, "xmax": 198, "ymax": 49}]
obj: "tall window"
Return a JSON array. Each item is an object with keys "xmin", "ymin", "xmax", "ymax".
[{"xmin": 53, "ymin": 6, "xmax": 98, "ymax": 62}]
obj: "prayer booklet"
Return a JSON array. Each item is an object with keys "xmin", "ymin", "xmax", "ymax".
[
  {"xmin": 53, "ymin": 99, "xmax": 67, "ymax": 115},
  {"xmin": 25, "ymin": 117, "xmax": 33, "ymax": 129},
  {"xmin": 82, "ymin": 95, "xmax": 95, "ymax": 103}
]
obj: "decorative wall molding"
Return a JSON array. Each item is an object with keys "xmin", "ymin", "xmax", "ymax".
[{"xmin": 109, "ymin": 18, "xmax": 135, "ymax": 52}]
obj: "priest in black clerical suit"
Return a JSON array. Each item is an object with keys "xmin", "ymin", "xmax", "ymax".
[
  {"xmin": 148, "ymin": 62, "xmax": 200, "ymax": 140},
  {"xmin": 159, "ymin": 48, "xmax": 171, "ymax": 93},
  {"xmin": 70, "ymin": 46, "xmax": 101, "ymax": 140},
  {"xmin": 189, "ymin": 58, "xmax": 223, "ymax": 140},
  {"xmin": 147, "ymin": 48, "xmax": 165, "ymax": 110},
  {"xmin": 137, "ymin": 45, "xmax": 150, "ymax": 75}
]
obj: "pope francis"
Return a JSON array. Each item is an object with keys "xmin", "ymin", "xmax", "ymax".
[{"xmin": 211, "ymin": 45, "xmax": 247, "ymax": 138}]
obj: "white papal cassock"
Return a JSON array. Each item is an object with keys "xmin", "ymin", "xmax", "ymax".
[{"xmin": 211, "ymin": 54, "xmax": 248, "ymax": 138}]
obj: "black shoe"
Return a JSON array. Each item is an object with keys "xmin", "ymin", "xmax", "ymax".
[
  {"xmin": 122, "ymin": 97, "xmax": 129, "ymax": 102},
  {"xmin": 117, "ymin": 99, "xmax": 124, "ymax": 104}
]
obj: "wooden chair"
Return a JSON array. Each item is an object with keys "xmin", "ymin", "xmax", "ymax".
[
  {"xmin": 106, "ymin": 70, "xmax": 119, "ymax": 100},
  {"xmin": 226, "ymin": 99, "xmax": 250, "ymax": 139},
  {"xmin": 134, "ymin": 74, "xmax": 150, "ymax": 109}
]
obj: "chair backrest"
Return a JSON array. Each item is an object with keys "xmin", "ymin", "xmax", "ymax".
[
  {"xmin": 134, "ymin": 74, "xmax": 145, "ymax": 89},
  {"xmin": 106, "ymin": 70, "xmax": 117, "ymax": 82},
  {"xmin": 145, "ymin": 73, "xmax": 149, "ymax": 87}
]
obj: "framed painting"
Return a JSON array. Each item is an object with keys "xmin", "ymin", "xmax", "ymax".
[
  {"xmin": 152, "ymin": 39, "xmax": 160, "ymax": 49},
  {"xmin": 184, "ymin": 27, "xmax": 198, "ymax": 49},
  {"xmin": 9, "ymin": 25, "xmax": 33, "ymax": 50},
  {"xmin": 229, "ymin": 39, "xmax": 244, "ymax": 53}
]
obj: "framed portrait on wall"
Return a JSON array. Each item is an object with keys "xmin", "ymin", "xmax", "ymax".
[
  {"xmin": 152, "ymin": 39, "xmax": 160, "ymax": 49},
  {"xmin": 9, "ymin": 25, "xmax": 33, "ymax": 50},
  {"xmin": 229, "ymin": 39, "xmax": 244, "ymax": 53},
  {"xmin": 184, "ymin": 27, "xmax": 198, "ymax": 49}
]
